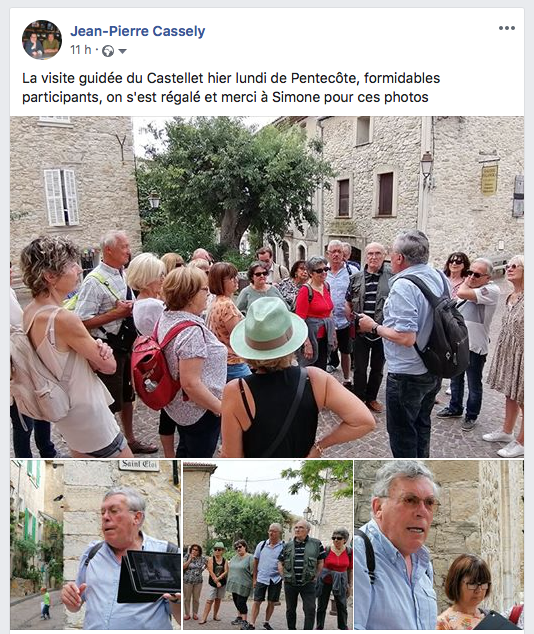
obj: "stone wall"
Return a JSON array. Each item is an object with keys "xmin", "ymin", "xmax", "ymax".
[
  {"xmin": 182, "ymin": 463, "xmax": 217, "ymax": 549},
  {"xmin": 62, "ymin": 460, "xmax": 179, "ymax": 629},
  {"xmin": 278, "ymin": 116, "xmax": 523, "ymax": 267},
  {"xmin": 307, "ymin": 473, "xmax": 353, "ymax": 545},
  {"xmin": 44, "ymin": 460, "xmax": 65, "ymax": 522},
  {"xmin": 353, "ymin": 460, "xmax": 524, "ymax": 614},
  {"xmin": 10, "ymin": 116, "xmax": 142, "ymax": 272}
]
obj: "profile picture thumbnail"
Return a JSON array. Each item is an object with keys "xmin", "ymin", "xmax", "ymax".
[{"xmin": 22, "ymin": 20, "xmax": 62, "ymax": 60}]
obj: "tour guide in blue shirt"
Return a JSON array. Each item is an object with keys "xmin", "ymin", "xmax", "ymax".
[
  {"xmin": 353, "ymin": 461, "xmax": 438, "ymax": 629},
  {"xmin": 358, "ymin": 230, "xmax": 446, "ymax": 457},
  {"xmin": 61, "ymin": 486, "xmax": 181, "ymax": 630}
]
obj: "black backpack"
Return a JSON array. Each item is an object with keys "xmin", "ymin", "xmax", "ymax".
[{"xmin": 400, "ymin": 274, "xmax": 469, "ymax": 379}]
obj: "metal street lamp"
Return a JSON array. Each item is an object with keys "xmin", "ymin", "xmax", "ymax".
[{"xmin": 147, "ymin": 191, "xmax": 161, "ymax": 210}]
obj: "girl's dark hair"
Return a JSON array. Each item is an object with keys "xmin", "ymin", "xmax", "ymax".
[
  {"xmin": 233, "ymin": 539, "xmax": 248, "ymax": 551},
  {"xmin": 188, "ymin": 543, "xmax": 203, "ymax": 556},
  {"xmin": 444, "ymin": 554, "xmax": 492, "ymax": 602},
  {"xmin": 443, "ymin": 252, "xmax": 470, "ymax": 278},
  {"xmin": 208, "ymin": 261, "xmax": 238, "ymax": 295}
]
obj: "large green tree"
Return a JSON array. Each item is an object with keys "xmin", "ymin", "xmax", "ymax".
[
  {"xmin": 137, "ymin": 117, "xmax": 334, "ymax": 253},
  {"xmin": 204, "ymin": 486, "xmax": 290, "ymax": 550},
  {"xmin": 281, "ymin": 460, "xmax": 354, "ymax": 500}
]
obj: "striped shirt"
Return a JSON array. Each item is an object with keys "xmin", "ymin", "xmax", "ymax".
[
  {"xmin": 362, "ymin": 270, "xmax": 380, "ymax": 342},
  {"xmin": 285, "ymin": 536, "xmax": 326, "ymax": 584}
]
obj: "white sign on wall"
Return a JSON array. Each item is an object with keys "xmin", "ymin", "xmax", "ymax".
[{"xmin": 119, "ymin": 459, "xmax": 160, "ymax": 471}]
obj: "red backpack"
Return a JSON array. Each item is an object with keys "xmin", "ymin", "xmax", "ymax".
[{"xmin": 131, "ymin": 320, "xmax": 198, "ymax": 410}]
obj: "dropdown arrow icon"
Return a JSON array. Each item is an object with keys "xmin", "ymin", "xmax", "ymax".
[{"xmin": 119, "ymin": 49, "xmax": 127, "ymax": 54}]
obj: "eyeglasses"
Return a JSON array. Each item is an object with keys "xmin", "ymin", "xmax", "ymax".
[
  {"xmin": 386, "ymin": 493, "xmax": 440, "ymax": 512},
  {"xmin": 505, "ymin": 263, "xmax": 522, "ymax": 271},
  {"xmin": 331, "ymin": 536, "xmax": 344, "ymax": 541},
  {"xmin": 313, "ymin": 267, "xmax": 330, "ymax": 274},
  {"xmin": 464, "ymin": 581, "xmax": 490, "ymax": 591},
  {"xmin": 213, "ymin": 548, "xmax": 223, "ymax": 551},
  {"xmin": 234, "ymin": 544, "xmax": 244, "ymax": 549},
  {"xmin": 254, "ymin": 271, "xmax": 269, "ymax": 277},
  {"xmin": 465, "ymin": 270, "xmax": 488, "ymax": 279},
  {"xmin": 449, "ymin": 258, "xmax": 465, "ymax": 265}
]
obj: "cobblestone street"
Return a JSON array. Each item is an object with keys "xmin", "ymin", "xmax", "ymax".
[{"xmin": 13, "ymin": 277, "xmax": 515, "ymax": 460}]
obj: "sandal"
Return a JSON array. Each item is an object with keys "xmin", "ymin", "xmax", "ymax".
[
  {"xmin": 213, "ymin": 617, "xmax": 221, "ymax": 621},
  {"xmin": 184, "ymin": 616, "xmax": 191, "ymax": 621},
  {"xmin": 198, "ymin": 621, "xmax": 207, "ymax": 625},
  {"xmin": 128, "ymin": 440, "xmax": 158, "ymax": 454},
  {"xmin": 193, "ymin": 614, "xmax": 199, "ymax": 620}
]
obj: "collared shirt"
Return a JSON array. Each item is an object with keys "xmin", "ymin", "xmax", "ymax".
[
  {"xmin": 353, "ymin": 519, "xmax": 437, "ymax": 630},
  {"xmin": 75, "ymin": 533, "xmax": 174, "ymax": 630},
  {"xmin": 326, "ymin": 266, "xmax": 351, "ymax": 329},
  {"xmin": 383, "ymin": 264, "xmax": 447, "ymax": 374},
  {"xmin": 253, "ymin": 539, "xmax": 284, "ymax": 584},
  {"xmin": 458, "ymin": 282, "xmax": 500, "ymax": 355},
  {"xmin": 75, "ymin": 262, "xmax": 129, "ymax": 338}
]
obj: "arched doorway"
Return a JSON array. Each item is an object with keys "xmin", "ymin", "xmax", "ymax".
[{"xmin": 281, "ymin": 241, "xmax": 290, "ymax": 270}]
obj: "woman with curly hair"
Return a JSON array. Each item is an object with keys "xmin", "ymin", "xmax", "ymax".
[{"xmin": 19, "ymin": 236, "xmax": 133, "ymax": 458}]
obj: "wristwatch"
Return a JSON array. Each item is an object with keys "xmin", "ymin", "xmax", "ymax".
[{"xmin": 371, "ymin": 324, "xmax": 379, "ymax": 337}]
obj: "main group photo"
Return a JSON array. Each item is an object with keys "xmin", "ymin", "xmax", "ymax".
[{"xmin": 10, "ymin": 115, "xmax": 524, "ymax": 460}]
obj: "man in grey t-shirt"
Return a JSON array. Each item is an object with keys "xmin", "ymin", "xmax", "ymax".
[{"xmin": 437, "ymin": 257, "xmax": 499, "ymax": 430}]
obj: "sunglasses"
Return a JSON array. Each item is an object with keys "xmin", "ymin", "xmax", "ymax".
[
  {"xmin": 254, "ymin": 271, "xmax": 269, "ymax": 277},
  {"xmin": 234, "ymin": 544, "xmax": 244, "ymax": 549},
  {"xmin": 214, "ymin": 547, "xmax": 223, "ymax": 551},
  {"xmin": 449, "ymin": 258, "xmax": 465, "ymax": 265},
  {"xmin": 505, "ymin": 263, "xmax": 522, "ymax": 271},
  {"xmin": 465, "ymin": 270, "xmax": 488, "ymax": 279},
  {"xmin": 331, "ymin": 536, "xmax": 344, "ymax": 541},
  {"xmin": 313, "ymin": 267, "xmax": 330, "ymax": 274}
]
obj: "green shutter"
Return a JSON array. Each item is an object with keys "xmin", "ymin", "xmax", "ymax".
[
  {"xmin": 32, "ymin": 515, "xmax": 36, "ymax": 542},
  {"xmin": 36, "ymin": 461, "xmax": 41, "ymax": 487},
  {"xmin": 24, "ymin": 509, "xmax": 29, "ymax": 539},
  {"xmin": 27, "ymin": 461, "xmax": 32, "ymax": 476}
]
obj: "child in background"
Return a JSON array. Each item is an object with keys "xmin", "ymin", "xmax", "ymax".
[{"xmin": 40, "ymin": 587, "xmax": 51, "ymax": 619}]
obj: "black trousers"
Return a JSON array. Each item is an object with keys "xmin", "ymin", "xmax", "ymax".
[
  {"xmin": 232, "ymin": 592, "xmax": 248, "ymax": 615},
  {"xmin": 284, "ymin": 581, "xmax": 316, "ymax": 630},
  {"xmin": 315, "ymin": 582, "xmax": 348, "ymax": 630},
  {"xmin": 352, "ymin": 336, "xmax": 385, "ymax": 402}
]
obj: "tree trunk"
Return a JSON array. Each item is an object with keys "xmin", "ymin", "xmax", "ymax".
[{"xmin": 219, "ymin": 208, "xmax": 250, "ymax": 251}]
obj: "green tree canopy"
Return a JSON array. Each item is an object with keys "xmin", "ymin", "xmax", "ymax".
[
  {"xmin": 281, "ymin": 460, "xmax": 353, "ymax": 500},
  {"xmin": 204, "ymin": 486, "xmax": 290, "ymax": 551},
  {"xmin": 137, "ymin": 117, "xmax": 335, "ymax": 253}
]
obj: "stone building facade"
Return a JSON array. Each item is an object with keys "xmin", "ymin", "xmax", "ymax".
[
  {"xmin": 62, "ymin": 459, "xmax": 179, "ymax": 629},
  {"xmin": 182, "ymin": 462, "xmax": 218, "ymax": 549},
  {"xmin": 305, "ymin": 471, "xmax": 353, "ymax": 545},
  {"xmin": 353, "ymin": 460, "xmax": 524, "ymax": 615},
  {"xmin": 275, "ymin": 116, "xmax": 524, "ymax": 268},
  {"xmin": 10, "ymin": 116, "xmax": 142, "ymax": 284}
]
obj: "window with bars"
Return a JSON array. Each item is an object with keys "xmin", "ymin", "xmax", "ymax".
[
  {"xmin": 44, "ymin": 169, "xmax": 79, "ymax": 226},
  {"xmin": 337, "ymin": 178, "xmax": 351, "ymax": 217}
]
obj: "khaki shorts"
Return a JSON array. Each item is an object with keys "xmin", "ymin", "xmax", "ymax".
[{"xmin": 206, "ymin": 584, "xmax": 226, "ymax": 600}]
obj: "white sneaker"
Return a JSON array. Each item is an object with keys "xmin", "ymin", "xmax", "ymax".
[
  {"xmin": 482, "ymin": 430, "xmax": 514, "ymax": 443},
  {"xmin": 497, "ymin": 440, "xmax": 524, "ymax": 458}
]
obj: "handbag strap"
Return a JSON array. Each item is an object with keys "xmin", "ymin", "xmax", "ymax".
[{"xmin": 260, "ymin": 367, "xmax": 308, "ymax": 458}]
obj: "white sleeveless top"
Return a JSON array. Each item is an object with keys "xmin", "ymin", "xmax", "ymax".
[{"xmin": 25, "ymin": 306, "xmax": 120, "ymax": 453}]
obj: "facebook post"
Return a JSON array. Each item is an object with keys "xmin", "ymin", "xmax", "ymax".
[{"xmin": 9, "ymin": 6, "xmax": 524, "ymax": 633}]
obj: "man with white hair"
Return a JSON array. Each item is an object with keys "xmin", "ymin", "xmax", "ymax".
[
  {"xmin": 278, "ymin": 519, "xmax": 325, "ymax": 630},
  {"xmin": 248, "ymin": 523, "xmax": 285, "ymax": 630},
  {"xmin": 345, "ymin": 242, "xmax": 392, "ymax": 412},
  {"xmin": 354, "ymin": 461, "xmax": 438, "ymax": 630},
  {"xmin": 61, "ymin": 487, "xmax": 181, "ymax": 629},
  {"xmin": 326, "ymin": 240, "xmax": 353, "ymax": 387},
  {"xmin": 437, "ymin": 257, "xmax": 499, "ymax": 431},
  {"xmin": 75, "ymin": 231, "xmax": 156, "ymax": 454}
]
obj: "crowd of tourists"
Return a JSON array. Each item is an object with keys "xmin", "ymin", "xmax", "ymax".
[
  {"xmin": 10, "ymin": 229, "xmax": 523, "ymax": 459},
  {"xmin": 183, "ymin": 520, "xmax": 352, "ymax": 630}
]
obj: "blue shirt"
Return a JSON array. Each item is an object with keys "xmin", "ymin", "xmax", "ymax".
[
  {"xmin": 382, "ymin": 264, "xmax": 447, "ymax": 374},
  {"xmin": 75, "ymin": 533, "xmax": 174, "ymax": 630},
  {"xmin": 353, "ymin": 519, "xmax": 437, "ymax": 630},
  {"xmin": 253, "ymin": 539, "xmax": 284, "ymax": 584},
  {"xmin": 326, "ymin": 266, "xmax": 351, "ymax": 329}
]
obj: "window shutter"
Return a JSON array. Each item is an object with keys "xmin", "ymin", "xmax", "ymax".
[
  {"xmin": 32, "ymin": 515, "xmax": 36, "ymax": 541},
  {"xmin": 378, "ymin": 173, "xmax": 393, "ymax": 216},
  {"xmin": 27, "ymin": 460, "xmax": 32, "ymax": 476},
  {"xmin": 63, "ymin": 170, "xmax": 79, "ymax": 225},
  {"xmin": 36, "ymin": 461, "xmax": 41, "ymax": 487},
  {"xmin": 24, "ymin": 509, "xmax": 29, "ymax": 539},
  {"xmin": 44, "ymin": 169, "xmax": 65, "ymax": 226}
]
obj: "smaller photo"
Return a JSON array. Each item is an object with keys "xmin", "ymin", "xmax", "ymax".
[
  {"xmin": 353, "ymin": 459, "xmax": 524, "ymax": 630},
  {"xmin": 10, "ymin": 459, "xmax": 181, "ymax": 630},
  {"xmin": 183, "ymin": 459, "xmax": 353, "ymax": 630},
  {"xmin": 22, "ymin": 20, "xmax": 62, "ymax": 59}
]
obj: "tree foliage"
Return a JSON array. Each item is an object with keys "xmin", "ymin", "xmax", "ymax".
[
  {"xmin": 204, "ymin": 486, "xmax": 290, "ymax": 551},
  {"xmin": 281, "ymin": 460, "xmax": 353, "ymax": 501},
  {"xmin": 137, "ymin": 117, "xmax": 335, "ymax": 253}
]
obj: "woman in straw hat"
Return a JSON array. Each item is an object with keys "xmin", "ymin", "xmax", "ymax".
[{"xmin": 220, "ymin": 297, "xmax": 375, "ymax": 458}]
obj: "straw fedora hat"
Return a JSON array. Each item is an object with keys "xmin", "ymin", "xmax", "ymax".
[{"xmin": 230, "ymin": 297, "xmax": 308, "ymax": 361}]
